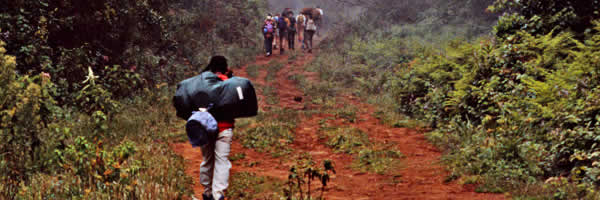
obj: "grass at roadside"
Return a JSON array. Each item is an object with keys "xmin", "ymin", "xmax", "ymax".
[
  {"xmin": 265, "ymin": 60, "xmax": 285, "ymax": 82},
  {"xmin": 320, "ymin": 123, "xmax": 404, "ymax": 174},
  {"xmin": 262, "ymin": 85, "xmax": 280, "ymax": 105},
  {"xmin": 226, "ymin": 172, "xmax": 285, "ymax": 200},
  {"xmin": 246, "ymin": 64, "xmax": 261, "ymax": 78},
  {"xmin": 15, "ymin": 86, "xmax": 193, "ymax": 199},
  {"xmin": 235, "ymin": 108, "xmax": 300, "ymax": 158}
]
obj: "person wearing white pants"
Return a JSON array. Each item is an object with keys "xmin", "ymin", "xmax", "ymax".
[
  {"xmin": 200, "ymin": 129, "xmax": 233, "ymax": 200},
  {"xmin": 198, "ymin": 56, "xmax": 236, "ymax": 200}
]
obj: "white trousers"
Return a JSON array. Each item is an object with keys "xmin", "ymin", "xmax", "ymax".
[{"xmin": 200, "ymin": 129, "xmax": 233, "ymax": 199}]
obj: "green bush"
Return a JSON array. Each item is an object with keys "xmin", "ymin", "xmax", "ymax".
[
  {"xmin": 310, "ymin": 0, "xmax": 600, "ymax": 197},
  {"xmin": 392, "ymin": 19, "xmax": 600, "ymax": 198},
  {"xmin": 1, "ymin": 38, "xmax": 191, "ymax": 198},
  {"xmin": 285, "ymin": 154, "xmax": 336, "ymax": 200},
  {"xmin": 1, "ymin": 0, "xmax": 269, "ymax": 198},
  {"xmin": 489, "ymin": 0, "xmax": 600, "ymax": 38},
  {"xmin": 0, "ymin": 40, "xmax": 61, "ymax": 198},
  {"xmin": 0, "ymin": 0, "xmax": 269, "ymax": 110}
]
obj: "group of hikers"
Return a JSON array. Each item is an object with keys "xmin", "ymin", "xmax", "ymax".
[
  {"xmin": 174, "ymin": 7, "xmax": 325, "ymax": 200},
  {"xmin": 262, "ymin": 7, "xmax": 323, "ymax": 56}
]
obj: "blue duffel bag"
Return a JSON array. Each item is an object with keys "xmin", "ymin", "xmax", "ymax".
[{"xmin": 186, "ymin": 110, "xmax": 218, "ymax": 147}]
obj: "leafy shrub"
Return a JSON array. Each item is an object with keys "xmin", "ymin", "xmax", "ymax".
[
  {"xmin": 311, "ymin": 0, "xmax": 600, "ymax": 197},
  {"xmin": 0, "ymin": 0, "xmax": 269, "ymax": 110},
  {"xmin": 285, "ymin": 153, "xmax": 336, "ymax": 200},
  {"xmin": 1, "ymin": 39, "xmax": 190, "ymax": 198},
  {"xmin": 489, "ymin": 0, "xmax": 600, "ymax": 38},
  {"xmin": 392, "ymin": 18, "xmax": 600, "ymax": 198},
  {"xmin": 1, "ymin": 0, "xmax": 270, "ymax": 198},
  {"xmin": 0, "ymin": 39, "xmax": 60, "ymax": 198}
]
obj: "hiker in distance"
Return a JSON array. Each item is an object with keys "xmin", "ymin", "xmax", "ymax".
[
  {"xmin": 304, "ymin": 15, "xmax": 317, "ymax": 53},
  {"xmin": 296, "ymin": 13, "xmax": 306, "ymax": 50},
  {"xmin": 277, "ymin": 10, "xmax": 289, "ymax": 54},
  {"xmin": 286, "ymin": 11, "xmax": 297, "ymax": 50},
  {"xmin": 263, "ymin": 14, "xmax": 275, "ymax": 57},
  {"xmin": 272, "ymin": 14, "xmax": 280, "ymax": 50},
  {"xmin": 315, "ymin": 6, "xmax": 324, "ymax": 36}
]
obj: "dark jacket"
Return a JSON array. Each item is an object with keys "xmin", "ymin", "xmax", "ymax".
[
  {"xmin": 288, "ymin": 17, "xmax": 296, "ymax": 32},
  {"xmin": 278, "ymin": 17, "xmax": 287, "ymax": 32}
]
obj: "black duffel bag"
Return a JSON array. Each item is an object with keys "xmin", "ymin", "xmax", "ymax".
[{"xmin": 173, "ymin": 71, "xmax": 258, "ymax": 120}]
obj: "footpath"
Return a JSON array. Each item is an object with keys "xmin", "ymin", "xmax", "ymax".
[{"xmin": 171, "ymin": 47, "xmax": 505, "ymax": 199}]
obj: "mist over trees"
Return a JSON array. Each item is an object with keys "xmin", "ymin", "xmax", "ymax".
[{"xmin": 267, "ymin": 0, "xmax": 496, "ymax": 25}]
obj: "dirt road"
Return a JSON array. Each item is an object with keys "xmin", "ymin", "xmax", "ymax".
[{"xmin": 171, "ymin": 49, "xmax": 505, "ymax": 200}]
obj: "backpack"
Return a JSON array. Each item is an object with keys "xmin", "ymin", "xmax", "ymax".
[
  {"xmin": 306, "ymin": 19, "xmax": 317, "ymax": 31},
  {"xmin": 288, "ymin": 17, "xmax": 296, "ymax": 32},
  {"xmin": 265, "ymin": 22, "xmax": 274, "ymax": 33},
  {"xmin": 284, "ymin": 18, "xmax": 291, "ymax": 28},
  {"xmin": 278, "ymin": 17, "xmax": 287, "ymax": 31}
]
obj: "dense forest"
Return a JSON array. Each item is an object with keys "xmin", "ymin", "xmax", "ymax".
[
  {"xmin": 2, "ymin": 0, "xmax": 600, "ymax": 199},
  {"xmin": 1, "ymin": 0, "xmax": 267, "ymax": 198}
]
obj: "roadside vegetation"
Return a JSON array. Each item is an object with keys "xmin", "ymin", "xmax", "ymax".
[
  {"xmin": 0, "ymin": 0, "xmax": 268, "ymax": 199},
  {"xmin": 235, "ymin": 108, "xmax": 299, "ymax": 158},
  {"xmin": 5, "ymin": 0, "xmax": 600, "ymax": 199},
  {"xmin": 312, "ymin": 0, "xmax": 600, "ymax": 199}
]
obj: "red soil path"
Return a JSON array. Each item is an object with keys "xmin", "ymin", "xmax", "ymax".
[{"xmin": 171, "ymin": 48, "xmax": 506, "ymax": 200}]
